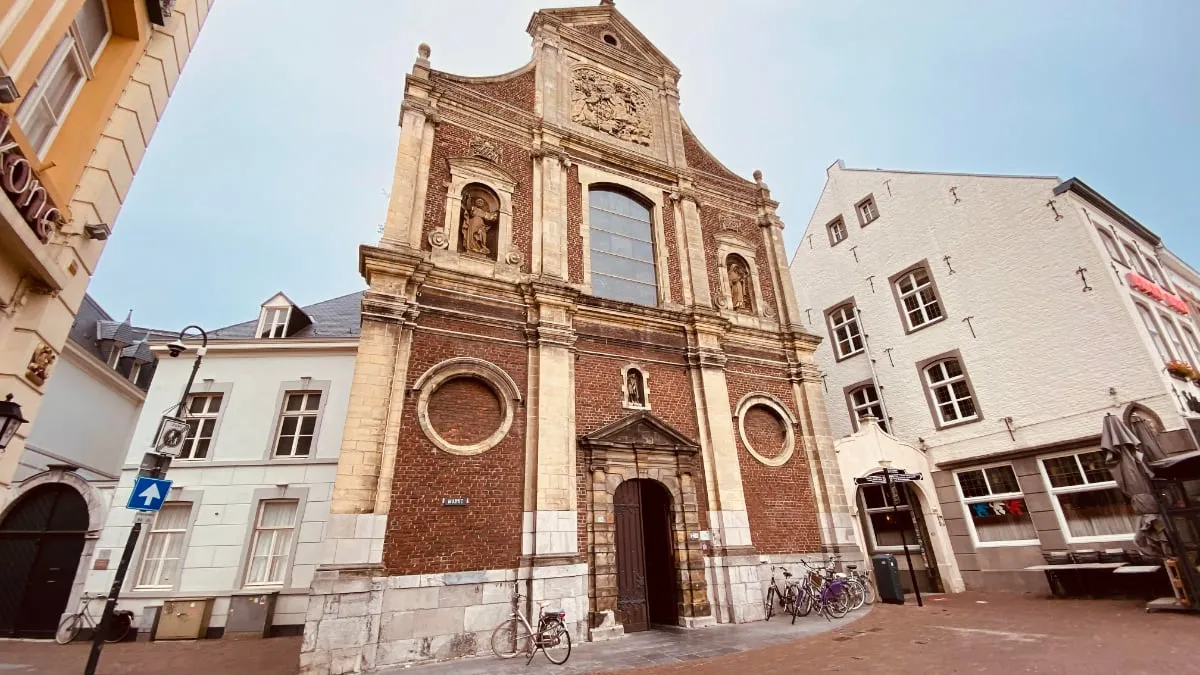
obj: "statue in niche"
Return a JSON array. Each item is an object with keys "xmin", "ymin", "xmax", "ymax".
[
  {"xmin": 728, "ymin": 256, "xmax": 752, "ymax": 312},
  {"xmin": 626, "ymin": 369, "xmax": 645, "ymax": 406},
  {"xmin": 459, "ymin": 185, "xmax": 500, "ymax": 258}
]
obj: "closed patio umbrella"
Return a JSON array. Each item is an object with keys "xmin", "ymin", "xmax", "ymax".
[{"xmin": 1100, "ymin": 414, "xmax": 1168, "ymax": 557}]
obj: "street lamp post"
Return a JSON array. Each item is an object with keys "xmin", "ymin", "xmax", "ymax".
[
  {"xmin": 84, "ymin": 326, "xmax": 207, "ymax": 675},
  {"xmin": 0, "ymin": 393, "xmax": 28, "ymax": 450}
]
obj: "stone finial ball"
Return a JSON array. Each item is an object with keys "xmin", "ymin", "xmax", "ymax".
[
  {"xmin": 753, "ymin": 169, "xmax": 763, "ymax": 182},
  {"xmin": 418, "ymin": 43, "xmax": 431, "ymax": 59}
]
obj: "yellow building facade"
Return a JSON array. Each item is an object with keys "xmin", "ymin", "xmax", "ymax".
[{"xmin": 0, "ymin": 0, "xmax": 212, "ymax": 490}]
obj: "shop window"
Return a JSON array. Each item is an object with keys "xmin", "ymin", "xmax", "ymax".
[
  {"xmin": 859, "ymin": 482, "xmax": 920, "ymax": 552},
  {"xmin": 955, "ymin": 465, "xmax": 1038, "ymax": 545},
  {"xmin": 1040, "ymin": 451, "xmax": 1136, "ymax": 542}
]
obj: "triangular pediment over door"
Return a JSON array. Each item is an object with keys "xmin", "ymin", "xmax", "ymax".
[{"xmin": 579, "ymin": 410, "xmax": 698, "ymax": 455}]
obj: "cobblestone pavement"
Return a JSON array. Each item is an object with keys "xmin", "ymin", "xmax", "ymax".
[
  {"xmin": 2, "ymin": 594, "xmax": 1196, "ymax": 674},
  {"xmin": 395, "ymin": 610, "xmax": 862, "ymax": 674}
]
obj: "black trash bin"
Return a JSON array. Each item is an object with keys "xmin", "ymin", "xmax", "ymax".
[{"xmin": 872, "ymin": 553, "xmax": 904, "ymax": 605}]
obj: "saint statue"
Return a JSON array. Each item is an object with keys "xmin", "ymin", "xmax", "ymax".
[
  {"xmin": 728, "ymin": 258, "xmax": 751, "ymax": 312},
  {"xmin": 460, "ymin": 192, "xmax": 499, "ymax": 257},
  {"xmin": 627, "ymin": 370, "xmax": 644, "ymax": 406}
]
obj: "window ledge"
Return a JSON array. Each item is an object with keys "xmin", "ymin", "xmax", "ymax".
[
  {"xmin": 972, "ymin": 540, "xmax": 1042, "ymax": 549},
  {"xmin": 834, "ymin": 349, "xmax": 866, "ymax": 363},
  {"xmin": 935, "ymin": 415, "xmax": 981, "ymax": 431},
  {"xmin": 907, "ymin": 315, "xmax": 947, "ymax": 334}
]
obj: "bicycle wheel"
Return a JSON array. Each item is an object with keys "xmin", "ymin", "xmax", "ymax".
[
  {"xmin": 763, "ymin": 585, "xmax": 776, "ymax": 621},
  {"xmin": 55, "ymin": 614, "xmax": 81, "ymax": 645},
  {"xmin": 860, "ymin": 576, "xmax": 876, "ymax": 605},
  {"xmin": 541, "ymin": 621, "xmax": 572, "ymax": 665},
  {"xmin": 824, "ymin": 586, "xmax": 850, "ymax": 619},
  {"xmin": 796, "ymin": 585, "xmax": 814, "ymax": 618},
  {"xmin": 490, "ymin": 618, "xmax": 532, "ymax": 659},
  {"xmin": 845, "ymin": 578, "xmax": 865, "ymax": 611},
  {"xmin": 105, "ymin": 612, "xmax": 133, "ymax": 643}
]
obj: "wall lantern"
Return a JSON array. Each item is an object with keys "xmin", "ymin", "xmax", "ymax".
[{"xmin": 0, "ymin": 393, "xmax": 29, "ymax": 450}]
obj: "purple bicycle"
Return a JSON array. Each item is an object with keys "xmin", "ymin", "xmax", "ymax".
[{"xmin": 792, "ymin": 560, "xmax": 850, "ymax": 622}]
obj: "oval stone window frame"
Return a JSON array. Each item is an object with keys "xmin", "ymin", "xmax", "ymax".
[
  {"xmin": 735, "ymin": 393, "xmax": 797, "ymax": 467},
  {"xmin": 413, "ymin": 357, "xmax": 523, "ymax": 456}
]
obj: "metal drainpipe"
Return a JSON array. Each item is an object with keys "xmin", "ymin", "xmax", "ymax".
[{"xmin": 855, "ymin": 307, "xmax": 892, "ymax": 430}]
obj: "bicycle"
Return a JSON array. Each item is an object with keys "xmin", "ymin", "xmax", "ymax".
[
  {"xmin": 56, "ymin": 593, "xmax": 134, "ymax": 645},
  {"xmin": 762, "ymin": 566, "xmax": 799, "ymax": 621},
  {"xmin": 824, "ymin": 555, "xmax": 875, "ymax": 610},
  {"xmin": 799, "ymin": 560, "xmax": 850, "ymax": 621},
  {"xmin": 490, "ymin": 580, "xmax": 572, "ymax": 665}
]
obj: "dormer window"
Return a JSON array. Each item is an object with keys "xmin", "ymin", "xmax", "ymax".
[
  {"xmin": 259, "ymin": 307, "xmax": 291, "ymax": 339},
  {"xmin": 106, "ymin": 344, "xmax": 121, "ymax": 369}
]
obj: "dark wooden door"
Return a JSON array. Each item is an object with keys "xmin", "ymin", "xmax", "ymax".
[
  {"xmin": 0, "ymin": 484, "xmax": 88, "ymax": 638},
  {"xmin": 614, "ymin": 480, "xmax": 649, "ymax": 632}
]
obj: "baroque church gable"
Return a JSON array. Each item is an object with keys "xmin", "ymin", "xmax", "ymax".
[{"xmin": 579, "ymin": 409, "xmax": 699, "ymax": 453}]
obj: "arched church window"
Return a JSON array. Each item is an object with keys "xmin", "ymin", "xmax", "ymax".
[
  {"xmin": 459, "ymin": 183, "xmax": 500, "ymax": 260},
  {"xmin": 589, "ymin": 187, "xmax": 657, "ymax": 306}
]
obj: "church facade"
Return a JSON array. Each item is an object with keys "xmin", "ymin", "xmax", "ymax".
[{"xmin": 301, "ymin": 4, "xmax": 854, "ymax": 673}]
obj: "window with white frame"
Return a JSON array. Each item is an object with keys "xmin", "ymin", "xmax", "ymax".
[
  {"xmin": 588, "ymin": 187, "xmax": 658, "ymax": 306},
  {"xmin": 105, "ymin": 345, "xmax": 121, "ymax": 369},
  {"xmin": 258, "ymin": 307, "xmax": 290, "ymax": 338},
  {"xmin": 895, "ymin": 267, "xmax": 943, "ymax": 330},
  {"xmin": 244, "ymin": 500, "xmax": 298, "ymax": 586},
  {"xmin": 859, "ymin": 482, "xmax": 920, "ymax": 552},
  {"xmin": 1160, "ymin": 313, "xmax": 1194, "ymax": 364},
  {"xmin": 1123, "ymin": 242, "xmax": 1150, "ymax": 277},
  {"xmin": 1145, "ymin": 258, "xmax": 1170, "ymax": 289},
  {"xmin": 129, "ymin": 362, "xmax": 142, "ymax": 385},
  {"xmin": 955, "ymin": 466, "xmax": 1038, "ymax": 544},
  {"xmin": 923, "ymin": 358, "xmax": 978, "ymax": 425},
  {"xmin": 856, "ymin": 195, "xmax": 879, "ymax": 226},
  {"xmin": 15, "ymin": 0, "xmax": 110, "ymax": 155},
  {"xmin": 1183, "ymin": 326, "xmax": 1200, "ymax": 366},
  {"xmin": 1096, "ymin": 228, "xmax": 1124, "ymax": 263},
  {"xmin": 1135, "ymin": 302, "xmax": 1175, "ymax": 363},
  {"xmin": 134, "ymin": 502, "xmax": 191, "ymax": 589},
  {"xmin": 179, "ymin": 393, "xmax": 223, "ymax": 460},
  {"xmin": 273, "ymin": 391, "xmax": 321, "ymax": 457},
  {"xmin": 827, "ymin": 217, "xmax": 848, "ymax": 246},
  {"xmin": 847, "ymin": 384, "xmax": 888, "ymax": 433},
  {"xmin": 1040, "ymin": 451, "xmax": 1136, "ymax": 540},
  {"xmin": 828, "ymin": 304, "xmax": 864, "ymax": 359}
]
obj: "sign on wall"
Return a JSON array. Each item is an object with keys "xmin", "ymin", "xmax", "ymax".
[{"xmin": 0, "ymin": 111, "xmax": 63, "ymax": 244}]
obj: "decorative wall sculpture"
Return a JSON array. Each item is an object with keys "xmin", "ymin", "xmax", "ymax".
[
  {"xmin": 469, "ymin": 136, "xmax": 501, "ymax": 163},
  {"xmin": 571, "ymin": 67, "xmax": 652, "ymax": 146},
  {"xmin": 727, "ymin": 255, "xmax": 752, "ymax": 313},
  {"xmin": 25, "ymin": 342, "xmax": 55, "ymax": 386},
  {"xmin": 459, "ymin": 184, "xmax": 500, "ymax": 259}
]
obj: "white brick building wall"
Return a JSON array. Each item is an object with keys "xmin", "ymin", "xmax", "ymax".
[{"xmin": 83, "ymin": 342, "xmax": 356, "ymax": 632}]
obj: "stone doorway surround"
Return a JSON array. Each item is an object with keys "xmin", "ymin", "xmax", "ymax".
[{"xmin": 579, "ymin": 410, "xmax": 713, "ymax": 639}]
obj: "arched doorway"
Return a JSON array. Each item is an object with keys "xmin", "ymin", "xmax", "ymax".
[
  {"xmin": 0, "ymin": 483, "xmax": 89, "ymax": 638},
  {"xmin": 856, "ymin": 476, "xmax": 944, "ymax": 594},
  {"xmin": 613, "ymin": 479, "xmax": 678, "ymax": 632}
]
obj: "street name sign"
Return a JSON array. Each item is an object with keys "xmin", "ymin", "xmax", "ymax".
[{"xmin": 126, "ymin": 476, "xmax": 172, "ymax": 512}]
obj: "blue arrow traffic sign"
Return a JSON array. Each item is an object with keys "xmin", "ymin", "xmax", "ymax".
[{"xmin": 126, "ymin": 476, "xmax": 172, "ymax": 512}]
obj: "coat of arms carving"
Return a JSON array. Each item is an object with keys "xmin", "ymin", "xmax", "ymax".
[{"xmin": 570, "ymin": 67, "xmax": 651, "ymax": 146}]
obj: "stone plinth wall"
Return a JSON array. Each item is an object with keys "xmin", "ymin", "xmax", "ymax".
[{"xmin": 300, "ymin": 563, "xmax": 589, "ymax": 674}]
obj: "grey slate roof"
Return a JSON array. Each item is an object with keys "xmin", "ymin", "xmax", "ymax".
[
  {"xmin": 69, "ymin": 295, "xmax": 174, "ymax": 390},
  {"xmin": 209, "ymin": 291, "xmax": 364, "ymax": 340}
]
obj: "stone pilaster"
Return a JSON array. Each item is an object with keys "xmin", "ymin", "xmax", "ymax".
[
  {"xmin": 382, "ymin": 46, "xmax": 437, "ymax": 249},
  {"xmin": 675, "ymin": 189, "xmax": 712, "ymax": 308},
  {"xmin": 523, "ymin": 282, "xmax": 579, "ymax": 560},
  {"xmin": 791, "ymin": 356, "xmax": 858, "ymax": 551},
  {"xmin": 532, "ymin": 136, "xmax": 570, "ymax": 280}
]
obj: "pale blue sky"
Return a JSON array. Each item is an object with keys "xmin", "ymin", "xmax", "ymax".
[{"xmin": 88, "ymin": 0, "xmax": 1199, "ymax": 330}]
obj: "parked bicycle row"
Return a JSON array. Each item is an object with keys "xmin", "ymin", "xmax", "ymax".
[{"xmin": 763, "ymin": 555, "xmax": 875, "ymax": 624}]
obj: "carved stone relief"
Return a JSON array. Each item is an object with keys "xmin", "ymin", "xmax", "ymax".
[
  {"xmin": 25, "ymin": 342, "xmax": 56, "ymax": 386},
  {"xmin": 469, "ymin": 136, "xmax": 500, "ymax": 163},
  {"xmin": 570, "ymin": 67, "xmax": 652, "ymax": 146}
]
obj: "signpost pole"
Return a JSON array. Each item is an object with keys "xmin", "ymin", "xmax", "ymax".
[{"xmin": 886, "ymin": 469, "xmax": 923, "ymax": 608}]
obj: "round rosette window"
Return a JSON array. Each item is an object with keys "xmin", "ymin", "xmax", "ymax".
[
  {"xmin": 736, "ymin": 394, "xmax": 797, "ymax": 467},
  {"xmin": 415, "ymin": 358, "xmax": 522, "ymax": 456}
]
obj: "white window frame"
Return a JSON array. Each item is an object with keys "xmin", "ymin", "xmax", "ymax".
[
  {"xmin": 857, "ymin": 196, "xmax": 879, "ymax": 225},
  {"xmin": 14, "ymin": 0, "xmax": 110, "ymax": 157},
  {"xmin": 128, "ymin": 362, "xmax": 142, "ymax": 384},
  {"xmin": 272, "ymin": 390, "xmax": 321, "ymax": 458},
  {"xmin": 243, "ymin": 499, "xmax": 298, "ymax": 587},
  {"xmin": 1123, "ymin": 242, "xmax": 1150, "ymax": 278},
  {"xmin": 257, "ymin": 307, "xmax": 291, "ymax": 339},
  {"xmin": 133, "ymin": 501, "xmax": 192, "ymax": 590},
  {"xmin": 1037, "ymin": 450, "xmax": 1136, "ymax": 544},
  {"xmin": 829, "ymin": 304, "xmax": 864, "ymax": 359},
  {"xmin": 179, "ymin": 393, "xmax": 223, "ymax": 460},
  {"xmin": 923, "ymin": 358, "xmax": 978, "ymax": 426},
  {"xmin": 1145, "ymin": 258, "xmax": 1170, "ymax": 289},
  {"xmin": 1135, "ymin": 302, "xmax": 1175, "ymax": 363},
  {"xmin": 1183, "ymin": 326, "xmax": 1200, "ymax": 367},
  {"xmin": 848, "ymin": 384, "xmax": 888, "ymax": 433},
  {"xmin": 953, "ymin": 463, "xmax": 1040, "ymax": 548},
  {"xmin": 828, "ymin": 217, "xmax": 847, "ymax": 245},
  {"xmin": 859, "ymin": 481, "xmax": 921, "ymax": 554},
  {"xmin": 1159, "ymin": 312, "xmax": 1194, "ymax": 365},
  {"xmin": 1096, "ymin": 227, "xmax": 1124, "ymax": 263},
  {"xmin": 105, "ymin": 344, "xmax": 121, "ymax": 369},
  {"xmin": 895, "ymin": 267, "xmax": 944, "ymax": 330}
]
